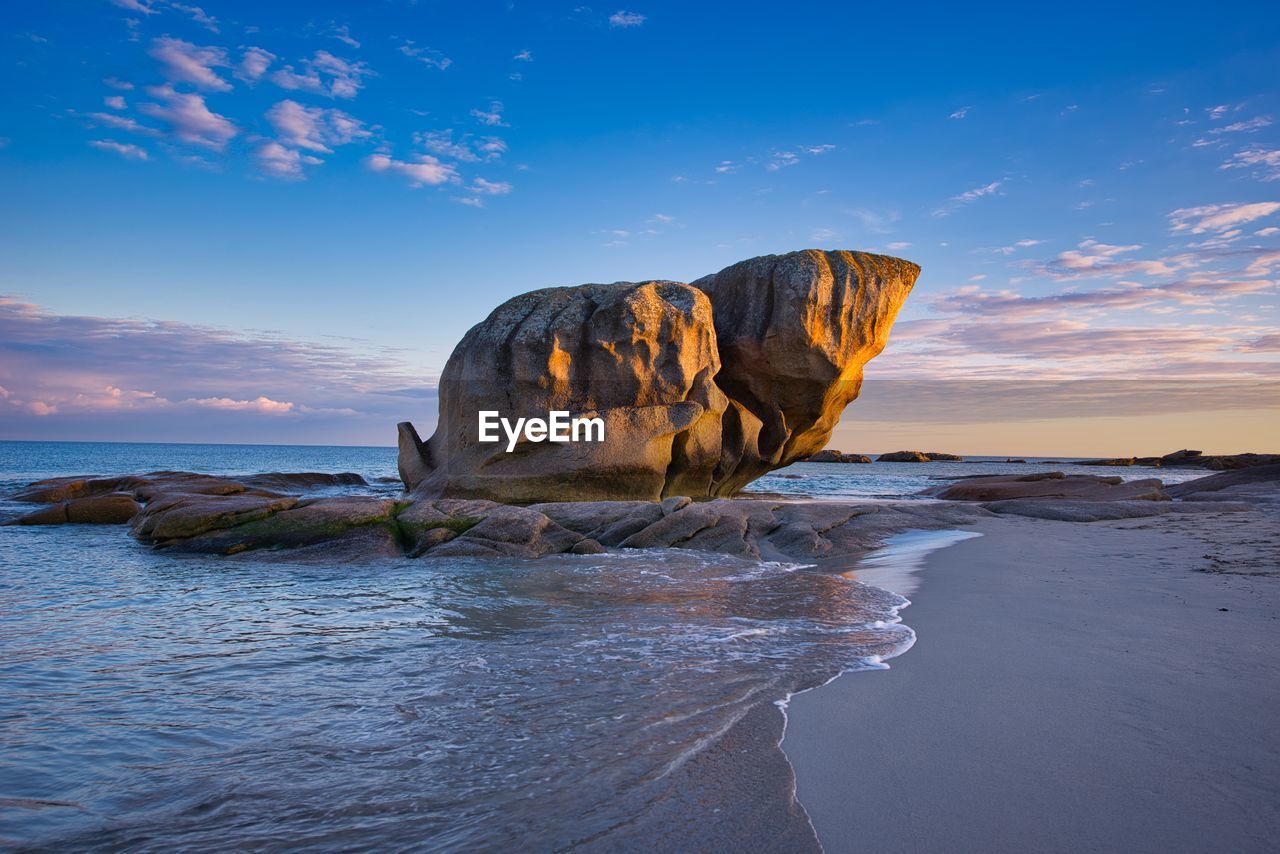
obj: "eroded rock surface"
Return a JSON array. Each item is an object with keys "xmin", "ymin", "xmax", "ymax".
[
  {"xmin": 927, "ymin": 472, "xmax": 1169, "ymax": 502},
  {"xmin": 399, "ymin": 249, "xmax": 920, "ymax": 503},
  {"xmin": 8, "ymin": 469, "xmax": 990, "ymax": 565}
]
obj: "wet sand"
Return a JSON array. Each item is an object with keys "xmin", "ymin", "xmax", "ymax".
[{"xmin": 783, "ymin": 508, "xmax": 1280, "ymax": 853}]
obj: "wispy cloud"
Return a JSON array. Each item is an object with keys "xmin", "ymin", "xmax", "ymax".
[
  {"xmin": 468, "ymin": 177, "xmax": 512, "ymax": 195},
  {"xmin": 1037, "ymin": 239, "xmax": 1187, "ymax": 280},
  {"xmin": 609, "ymin": 10, "xmax": 646, "ymax": 27},
  {"xmin": 949, "ymin": 106, "xmax": 970, "ymax": 119},
  {"xmin": 932, "ymin": 180, "xmax": 1002, "ymax": 216},
  {"xmin": 1168, "ymin": 202, "xmax": 1280, "ymax": 234},
  {"xmin": 398, "ymin": 40, "xmax": 452, "ymax": 71},
  {"xmin": 415, "ymin": 130, "xmax": 506, "ymax": 162},
  {"xmin": 272, "ymin": 51, "xmax": 370, "ymax": 99},
  {"xmin": 1221, "ymin": 145, "xmax": 1280, "ymax": 182},
  {"xmin": 469, "ymin": 101, "xmax": 505, "ymax": 126},
  {"xmin": 88, "ymin": 139, "xmax": 149, "ymax": 160},
  {"xmin": 329, "ymin": 23, "xmax": 360, "ymax": 49}
]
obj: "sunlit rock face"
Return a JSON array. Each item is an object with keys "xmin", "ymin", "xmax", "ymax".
[
  {"xmin": 400, "ymin": 249, "xmax": 920, "ymax": 502},
  {"xmin": 691, "ymin": 250, "xmax": 920, "ymax": 495}
]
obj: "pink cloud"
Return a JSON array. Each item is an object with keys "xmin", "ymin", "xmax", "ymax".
[
  {"xmin": 365, "ymin": 152, "xmax": 458, "ymax": 187},
  {"xmin": 148, "ymin": 37, "xmax": 231, "ymax": 91},
  {"xmin": 138, "ymin": 84, "xmax": 237, "ymax": 150}
]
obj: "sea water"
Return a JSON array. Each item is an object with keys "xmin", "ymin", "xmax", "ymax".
[{"xmin": 0, "ymin": 441, "xmax": 1204, "ymax": 848}]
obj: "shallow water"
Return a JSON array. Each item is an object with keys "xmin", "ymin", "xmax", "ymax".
[
  {"xmin": 0, "ymin": 503, "xmax": 909, "ymax": 849},
  {"xmin": 0, "ymin": 441, "xmax": 1202, "ymax": 848}
]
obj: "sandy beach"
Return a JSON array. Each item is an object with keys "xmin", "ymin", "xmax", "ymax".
[{"xmin": 784, "ymin": 507, "xmax": 1280, "ymax": 853}]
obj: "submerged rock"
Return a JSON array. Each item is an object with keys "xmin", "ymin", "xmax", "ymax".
[{"xmin": 399, "ymin": 249, "xmax": 920, "ymax": 503}]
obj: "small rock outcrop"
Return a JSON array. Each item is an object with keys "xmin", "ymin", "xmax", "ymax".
[
  {"xmin": 926, "ymin": 472, "xmax": 1169, "ymax": 502},
  {"xmin": 806, "ymin": 450, "xmax": 872, "ymax": 464},
  {"xmin": 399, "ymin": 250, "xmax": 920, "ymax": 503},
  {"xmin": 877, "ymin": 451, "xmax": 930, "ymax": 463},
  {"xmin": 1077, "ymin": 450, "xmax": 1280, "ymax": 470}
]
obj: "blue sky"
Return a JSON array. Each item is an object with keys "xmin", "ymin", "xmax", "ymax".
[{"xmin": 2, "ymin": 1, "xmax": 1278, "ymax": 453}]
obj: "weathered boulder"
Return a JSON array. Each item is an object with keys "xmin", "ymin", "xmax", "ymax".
[
  {"xmin": 928, "ymin": 472, "xmax": 1169, "ymax": 502},
  {"xmin": 924, "ymin": 452, "xmax": 963, "ymax": 461},
  {"xmin": 877, "ymin": 451, "xmax": 931, "ymax": 463},
  {"xmin": 689, "ymin": 251, "xmax": 919, "ymax": 493},
  {"xmin": 406, "ymin": 279, "xmax": 727, "ymax": 503},
  {"xmin": 398, "ymin": 249, "xmax": 919, "ymax": 503}
]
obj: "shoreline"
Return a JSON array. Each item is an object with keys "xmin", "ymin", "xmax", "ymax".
[{"xmin": 782, "ymin": 508, "xmax": 1280, "ymax": 853}]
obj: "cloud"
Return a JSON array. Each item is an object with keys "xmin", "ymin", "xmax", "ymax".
[
  {"xmin": 513, "ymin": 49, "xmax": 533, "ymax": 61},
  {"xmin": 138, "ymin": 84, "xmax": 237, "ymax": 149},
  {"xmin": 930, "ymin": 271, "xmax": 1276, "ymax": 318},
  {"xmin": 932, "ymin": 181, "xmax": 1002, "ymax": 216},
  {"xmin": 1168, "ymin": 202, "xmax": 1280, "ymax": 234},
  {"xmin": 767, "ymin": 150, "xmax": 799, "ymax": 171},
  {"xmin": 886, "ymin": 241, "xmax": 912, "ymax": 250},
  {"xmin": 1210, "ymin": 115, "xmax": 1271, "ymax": 135},
  {"xmin": 109, "ymin": 0, "xmax": 158, "ymax": 14},
  {"xmin": 1037, "ymin": 240, "xmax": 1192, "ymax": 280},
  {"xmin": 105, "ymin": 95, "xmax": 127, "ymax": 110},
  {"xmin": 415, "ymin": 130, "xmax": 506, "ymax": 162},
  {"xmin": 469, "ymin": 101, "xmax": 505, "ymax": 126},
  {"xmin": 190, "ymin": 395, "xmax": 294, "ymax": 414},
  {"xmin": 0, "ymin": 296, "xmax": 433, "ymax": 442},
  {"xmin": 949, "ymin": 106, "xmax": 970, "ymax": 119},
  {"xmin": 468, "ymin": 177, "xmax": 512, "ymax": 195},
  {"xmin": 366, "ymin": 152, "xmax": 458, "ymax": 187},
  {"xmin": 79, "ymin": 111, "xmax": 161, "ymax": 136},
  {"xmin": 991, "ymin": 238, "xmax": 1043, "ymax": 255},
  {"xmin": 1221, "ymin": 145, "xmax": 1280, "ymax": 182},
  {"xmin": 148, "ymin": 37, "xmax": 230, "ymax": 91},
  {"xmin": 104, "ymin": 77, "xmax": 135, "ymax": 90},
  {"xmin": 89, "ymin": 139, "xmax": 149, "ymax": 160},
  {"xmin": 272, "ymin": 51, "xmax": 370, "ymax": 99},
  {"xmin": 266, "ymin": 99, "xmax": 370, "ymax": 154},
  {"xmin": 609, "ymin": 10, "xmax": 646, "ymax": 27},
  {"xmin": 167, "ymin": 2, "xmax": 218, "ymax": 32},
  {"xmin": 255, "ymin": 141, "xmax": 322, "ymax": 178},
  {"xmin": 329, "ymin": 23, "xmax": 360, "ymax": 49},
  {"xmin": 236, "ymin": 46, "xmax": 275, "ymax": 83},
  {"xmin": 398, "ymin": 40, "xmax": 452, "ymax": 70}
]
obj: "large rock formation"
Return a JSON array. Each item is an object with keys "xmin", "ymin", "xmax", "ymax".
[{"xmin": 399, "ymin": 250, "xmax": 920, "ymax": 503}]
